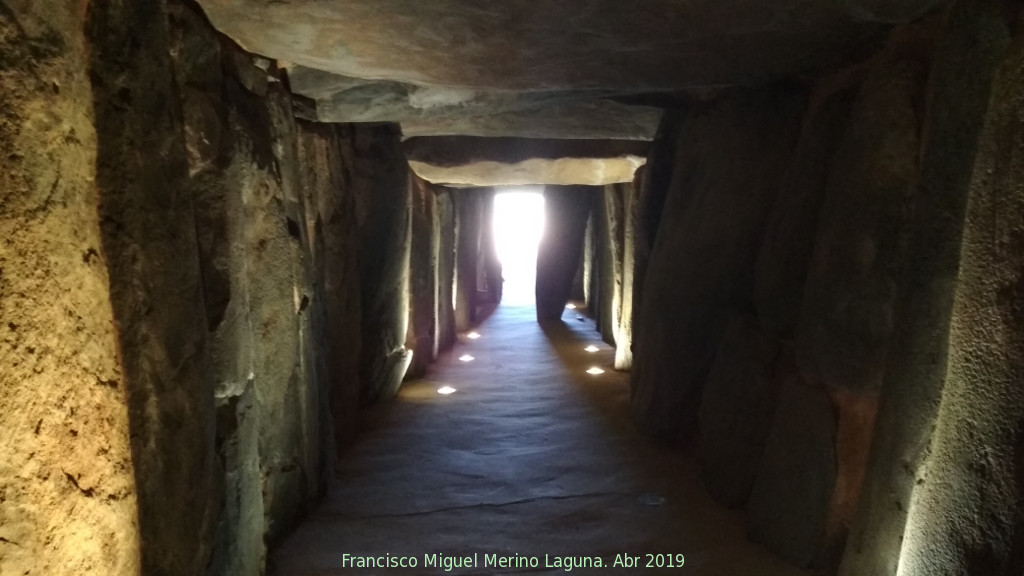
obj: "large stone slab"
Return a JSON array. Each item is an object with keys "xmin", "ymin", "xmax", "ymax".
[
  {"xmin": 747, "ymin": 378, "xmax": 837, "ymax": 568},
  {"xmin": 896, "ymin": 23, "xmax": 1024, "ymax": 574},
  {"xmin": 754, "ymin": 75, "xmax": 859, "ymax": 338},
  {"xmin": 453, "ymin": 189, "xmax": 484, "ymax": 332},
  {"xmin": 404, "ymin": 136, "xmax": 649, "ymax": 187},
  {"xmin": 287, "ymin": 67, "xmax": 662, "ymax": 140},
  {"xmin": 193, "ymin": 0, "xmax": 938, "ymax": 92},
  {"xmin": 435, "ymin": 190, "xmax": 458, "ymax": 352},
  {"xmin": 401, "ymin": 101, "xmax": 663, "ymax": 141},
  {"xmin": 0, "ymin": 4, "xmax": 141, "ymax": 575},
  {"xmin": 698, "ymin": 315, "xmax": 781, "ymax": 508},
  {"xmin": 355, "ymin": 124, "xmax": 413, "ymax": 404},
  {"xmin": 629, "ymin": 87, "xmax": 804, "ymax": 443},
  {"xmin": 795, "ymin": 48, "xmax": 927, "ymax": 393},
  {"xmin": 404, "ymin": 177, "xmax": 440, "ymax": 379},
  {"xmin": 536, "ymin": 186, "xmax": 595, "ymax": 322},
  {"xmin": 841, "ymin": 4, "xmax": 1022, "ymax": 575}
]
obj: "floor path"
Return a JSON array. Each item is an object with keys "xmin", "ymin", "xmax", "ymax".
[{"xmin": 270, "ymin": 305, "xmax": 808, "ymax": 576}]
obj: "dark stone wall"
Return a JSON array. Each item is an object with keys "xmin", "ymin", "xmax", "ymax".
[
  {"xmin": 88, "ymin": 2, "xmax": 220, "ymax": 573},
  {"xmin": 0, "ymin": 1, "xmax": 427, "ymax": 574},
  {"xmin": 794, "ymin": 50, "xmax": 926, "ymax": 396},
  {"xmin": 454, "ymin": 189, "xmax": 483, "ymax": 331},
  {"xmin": 582, "ymin": 182, "xmax": 637, "ymax": 369},
  {"xmin": 480, "ymin": 190, "xmax": 503, "ymax": 305},
  {"xmin": 631, "ymin": 108, "xmax": 685, "ymax": 340},
  {"xmin": 630, "ymin": 86, "xmax": 805, "ymax": 444},
  {"xmin": 623, "ymin": 6, "xmax": 1024, "ymax": 574},
  {"xmin": 536, "ymin": 186, "xmax": 594, "ymax": 322},
  {"xmin": 897, "ymin": 20, "xmax": 1024, "ymax": 573},
  {"xmin": 839, "ymin": 3, "xmax": 1019, "ymax": 575},
  {"xmin": 405, "ymin": 177, "xmax": 440, "ymax": 378},
  {"xmin": 436, "ymin": 189, "xmax": 458, "ymax": 350},
  {"xmin": 355, "ymin": 126, "xmax": 412, "ymax": 405},
  {"xmin": 754, "ymin": 77, "xmax": 858, "ymax": 339},
  {"xmin": 595, "ymin": 184, "xmax": 620, "ymax": 346}
]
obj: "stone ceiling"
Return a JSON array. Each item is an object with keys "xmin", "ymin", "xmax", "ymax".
[{"xmin": 195, "ymin": 0, "xmax": 946, "ymax": 186}]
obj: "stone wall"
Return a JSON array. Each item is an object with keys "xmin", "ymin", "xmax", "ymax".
[
  {"xmin": 436, "ymin": 189, "xmax": 459, "ymax": 350},
  {"xmin": 840, "ymin": 2, "xmax": 1023, "ymax": 575},
  {"xmin": 624, "ymin": 3, "xmax": 1024, "ymax": 574},
  {"xmin": 0, "ymin": 2, "xmax": 141, "ymax": 574},
  {"xmin": 405, "ymin": 177, "xmax": 440, "ymax": 379},
  {"xmin": 624, "ymin": 27, "xmax": 932, "ymax": 570},
  {"xmin": 453, "ymin": 189, "xmax": 483, "ymax": 331},
  {"xmin": 0, "ymin": 1, "xmax": 437, "ymax": 574},
  {"xmin": 582, "ymin": 182, "xmax": 638, "ymax": 370},
  {"xmin": 536, "ymin": 186, "xmax": 594, "ymax": 322},
  {"xmin": 630, "ymin": 86, "xmax": 806, "ymax": 444}
]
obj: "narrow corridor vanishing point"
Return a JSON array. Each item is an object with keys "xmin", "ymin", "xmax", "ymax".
[{"xmin": 4, "ymin": 2, "xmax": 1024, "ymax": 575}]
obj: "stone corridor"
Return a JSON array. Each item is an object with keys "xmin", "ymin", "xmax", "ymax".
[{"xmin": 270, "ymin": 305, "xmax": 804, "ymax": 575}]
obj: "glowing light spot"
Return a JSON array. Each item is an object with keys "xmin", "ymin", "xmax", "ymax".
[
  {"xmin": 437, "ymin": 386, "xmax": 456, "ymax": 395},
  {"xmin": 566, "ymin": 303, "xmax": 577, "ymax": 310},
  {"xmin": 494, "ymin": 190, "xmax": 545, "ymax": 305},
  {"xmin": 467, "ymin": 332, "xmax": 481, "ymax": 340},
  {"xmin": 585, "ymin": 345, "xmax": 599, "ymax": 353},
  {"xmin": 587, "ymin": 367, "xmax": 605, "ymax": 375},
  {"xmin": 459, "ymin": 354, "xmax": 475, "ymax": 362}
]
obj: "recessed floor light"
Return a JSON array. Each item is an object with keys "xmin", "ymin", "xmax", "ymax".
[
  {"xmin": 459, "ymin": 354, "xmax": 475, "ymax": 362},
  {"xmin": 585, "ymin": 345, "xmax": 599, "ymax": 353},
  {"xmin": 467, "ymin": 332, "xmax": 481, "ymax": 340},
  {"xmin": 587, "ymin": 367, "xmax": 605, "ymax": 375},
  {"xmin": 437, "ymin": 386, "xmax": 456, "ymax": 395}
]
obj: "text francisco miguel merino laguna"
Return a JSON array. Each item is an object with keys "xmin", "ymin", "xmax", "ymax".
[{"xmin": 340, "ymin": 551, "xmax": 687, "ymax": 571}]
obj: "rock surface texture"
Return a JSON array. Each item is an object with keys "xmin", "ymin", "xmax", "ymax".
[
  {"xmin": 9, "ymin": 1, "xmax": 1024, "ymax": 576},
  {"xmin": 536, "ymin": 187, "xmax": 595, "ymax": 322},
  {"xmin": 630, "ymin": 87, "xmax": 805, "ymax": 442},
  {"xmin": 0, "ymin": 3, "xmax": 141, "ymax": 575},
  {"xmin": 0, "ymin": 2, "xmax": 459, "ymax": 574},
  {"xmin": 697, "ymin": 316, "xmax": 781, "ymax": 509},
  {"xmin": 404, "ymin": 137, "xmax": 649, "ymax": 187},
  {"xmin": 194, "ymin": 0, "xmax": 931, "ymax": 91},
  {"xmin": 795, "ymin": 47, "xmax": 926, "ymax": 394}
]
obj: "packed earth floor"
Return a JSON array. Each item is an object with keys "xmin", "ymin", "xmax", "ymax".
[{"xmin": 270, "ymin": 305, "xmax": 809, "ymax": 576}]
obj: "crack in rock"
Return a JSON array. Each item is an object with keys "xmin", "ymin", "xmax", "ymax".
[{"xmin": 324, "ymin": 491, "xmax": 636, "ymax": 520}]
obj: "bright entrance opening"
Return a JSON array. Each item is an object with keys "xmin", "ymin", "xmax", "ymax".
[{"xmin": 493, "ymin": 190, "xmax": 545, "ymax": 306}]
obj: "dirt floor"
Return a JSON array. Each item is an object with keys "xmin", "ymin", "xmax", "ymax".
[{"xmin": 269, "ymin": 304, "xmax": 809, "ymax": 576}]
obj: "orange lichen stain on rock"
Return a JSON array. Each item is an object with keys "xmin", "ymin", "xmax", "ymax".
[{"xmin": 825, "ymin": 387, "xmax": 879, "ymax": 540}]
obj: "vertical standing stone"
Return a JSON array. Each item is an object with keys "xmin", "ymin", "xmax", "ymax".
[
  {"xmin": 454, "ymin": 189, "xmax": 483, "ymax": 331},
  {"xmin": 630, "ymin": 87, "xmax": 804, "ymax": 442},
  {"xmin": 794, "ymin": 53, "xmax": 926, "ymax": 394},
  {"xmin": 0, "ymin": 3, "xmax": 142, "ymax": 575},
  {"xmin": 536, "ymin": 186, "xmax": 594, "ymax": 322},
  {"xmin": 748, "ymin": 378, "xmax": 838, "ymax": 568},
  {"xmin": 615, "ymin": 180, "xmax": 639, "ymax": 371},
  {"xmin": 87, "ymin": 0, "xmax": 224, "ymax": 571},
  {"xmin": 754, "ymin": 76, "xmax": 859, "ymax": 339},
  {"xmin": 406, "ymin": 176, "xmax": 440, "ymax": 378},
  {"xmin": 632, "ymin": 109, "xmax": 685, "ymax": 341},
  {"xmin": 436, "ymin": 189, "xmax": 458, "ymax": 352},
  {"xmin": 480, "ymin": 190, "xmax": 503, "ymax": 304},
  {"xmin": 698, "ymin": 315, "xmax": 781, "ymax": 508},
  {"xmin": 838, "ymin": 4, "xmax": 1012, "ymax": 574},
  {"xmin": 355, "ymin": 125, "xmax": 412, "ymax": 405}
]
